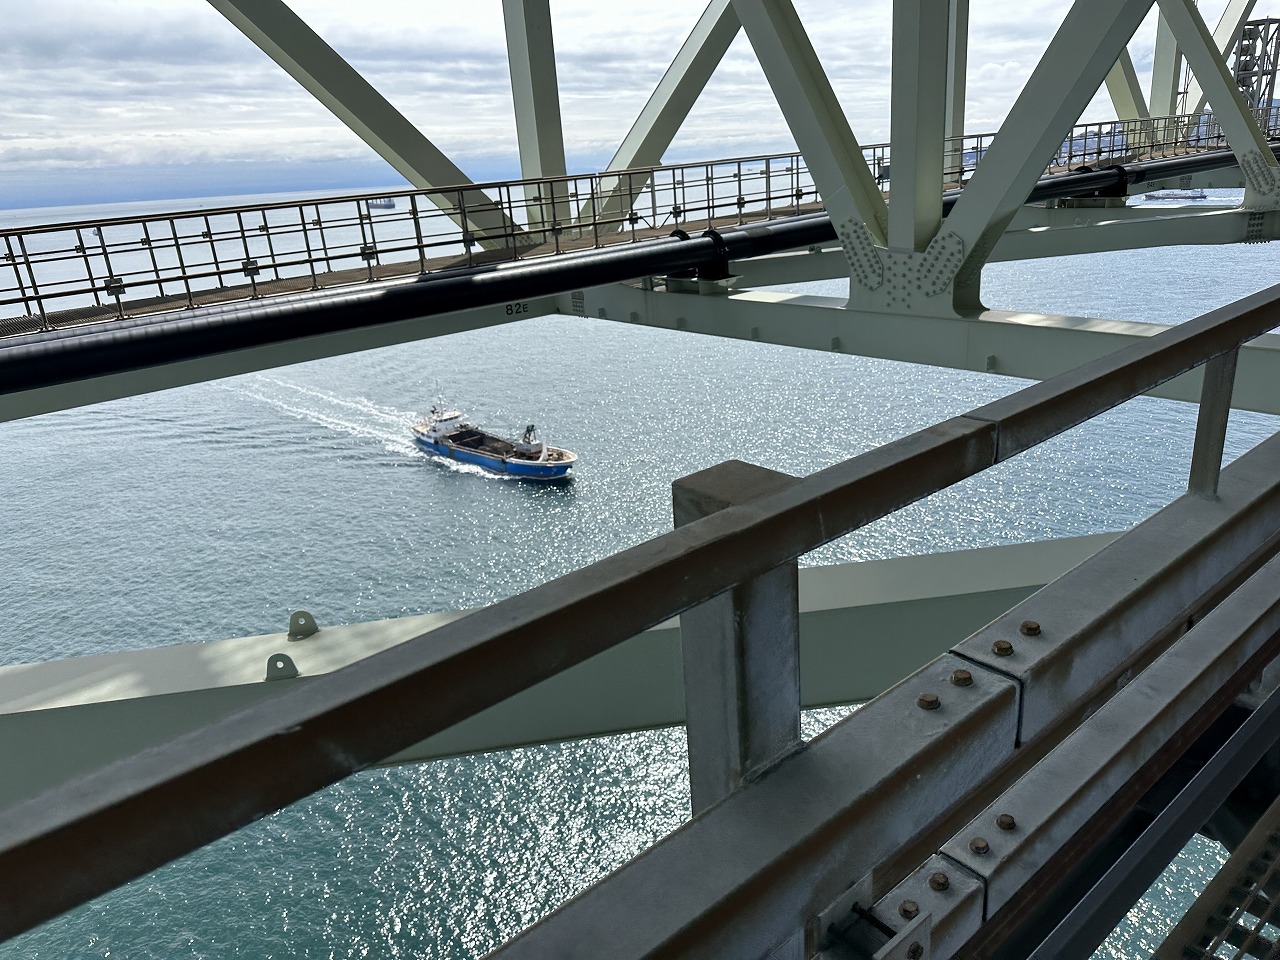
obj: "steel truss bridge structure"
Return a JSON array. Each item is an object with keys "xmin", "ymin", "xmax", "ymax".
[{"xmin": 6, "ymin": 1, "xmax": 1280, "ymax": 959}]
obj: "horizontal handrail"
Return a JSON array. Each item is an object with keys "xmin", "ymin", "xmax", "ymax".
[
  {"xmin": 4, "ymin": 104, "xmax": 1278, "ymax": 334},
  {"xmin": 0, "ymin": 153, "xmax": 812, "ymax": 237},
  {"xmin": 0, "ymin": 275, "xmax": 1277, "ymax": 941}
]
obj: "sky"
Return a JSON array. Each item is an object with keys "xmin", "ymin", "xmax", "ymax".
[{"xmin": 1, "ymin": 0, "xmax": 1273, "ymax": 209}]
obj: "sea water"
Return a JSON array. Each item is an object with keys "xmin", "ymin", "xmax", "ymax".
[{"xmin": 1, "ymin": 193, "xmax": 1278, "ymax": 958}]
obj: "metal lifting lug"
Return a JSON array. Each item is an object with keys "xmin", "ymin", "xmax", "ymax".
[
  {"xmin": 264, "ymin": 653, "xmax": 299, "ymax": 681},
  {"xmin": 287, "ymin": 610, "xmax": 319, "ymax": 641}
]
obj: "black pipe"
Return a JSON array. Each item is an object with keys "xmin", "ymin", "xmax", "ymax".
[
  {"xmin": 1017, "ymin": 141, "xmax": 1278, "ymax": 203},
  {"xmin": 1, "ymin": 143, "xmax": 1270, "ymax": 398}
]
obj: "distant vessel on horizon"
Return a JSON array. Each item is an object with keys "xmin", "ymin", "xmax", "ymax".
[
  {"xmin": 1143, "ymin": 189, "xmax": 1208, "ymax": 201},
  {"xmin": 367, "ymin": 197, "xmax": 396, "ymax": 209}
]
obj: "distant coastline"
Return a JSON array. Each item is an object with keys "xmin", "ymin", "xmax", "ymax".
[{"xmin": 0, "ymin": 149, "xmax": 635, "ymax": 211}]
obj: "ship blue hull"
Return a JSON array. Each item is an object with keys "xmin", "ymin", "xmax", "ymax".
[{"xmin": 413, "ymin": 436, "xmax": 574, "ymax": 481}]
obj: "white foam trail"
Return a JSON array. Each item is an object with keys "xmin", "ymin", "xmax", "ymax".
[
  {"xmin": 216, "ymin": 376, "xmax": 423, "ymax": 457},
  {"xmin": 425, "ymin": 456, "xmax": 519, "ymax": 481},
  {"xmin": 219, "ymin": 378, "xmax": 527, "ymax": 478}
]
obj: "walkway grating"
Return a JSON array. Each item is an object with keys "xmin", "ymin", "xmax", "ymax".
[{"xmin": 1159, "ymin": 792, "xmax": 1280, "ymax": 960}]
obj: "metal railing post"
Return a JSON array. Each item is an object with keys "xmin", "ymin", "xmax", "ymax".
[
  {"xmin": 310, "ymin": 206, "xmax": 332, "ymax": 275},
  {"xmin": 297, "ymin": 208, "xmax": 319, "ymax": 290},
  {"xmin": 14, "ymin": 234, "xmax": 48, "ymax": 329},
  {"xmin": 71, "ymin": 228, "xmax": 101, "ymax": 307},
  {"xmin": 4, "ymin": 235, "xmax": 33, "ymax": 320},
  {"xmin": 1188, "ymin": 347, "xmax": 1240, "ymax": 498},
  {"xmin": 705, "ymin": 164, "xmax": 714, "ymax": 231},
  {"xmin": 140, "ymin": 222, "xmax": 164, "ymax": 298},
  {"xmin": 259, "ymin": 211, "xmax": 281, "ymax": 282},
  {"xmin": 672, "ymin": 460, "xmax": 803, "ymax": 817},
  {"xmin": 764, "ymin": 157, "xmax": 773, "ymax": 220},
  {"xmin": 458, "ymin": 190, "xmax": 474, "ymax": 268},
  {"xmin": 202, "ymin": 215, "xmax": 223, "ymax": 287},
  {"xmin": 671, "ymin": 459, "xmax": 804, "ymax": 960},
  {"xmin": 168, "ymin": 219, "xmax": 194, "ymax": 308},
  {"xmin": 409, "ymin": 195, "xmax": 427, "ymax": 274}
]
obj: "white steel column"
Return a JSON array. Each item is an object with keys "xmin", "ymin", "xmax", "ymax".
[
  {"xmin": 890, "ymin": 0, "xmax": 951, "ymax": 251},
  {"xmin": 206, "ymin": 0, "xmax": 518, "ymax": 243},
  {"xmin": 1152, "ymin": 11, "xmax": 1177, "ymax": 114},
  {"xmin": 1149, "ymin": 12, "xmax": 1186, "ymax": 155},
  {"xmin": 1105, "ymin": 50, "xmax": 1152, "ymax": 120},
  {"xmin": 943, "ymin": 0, "xmax": 1155, "ymax": 306},
  {"xmin": 1184, "ymin": 0, "xmax": 1259, "ymax": 116},
  {"xmin": 732, "ymin": 0, "xmax": 889, "ymax": 243},
  {"xmin": 503, "ymin": 0, "xmax": 567, "ymax": 180},
  {"xmin": 502, "ymin": 0, "xmax": 570, "ymax": 231},
  {"xmin": 577, "ymin": 0, "xmax": 740, "ymax": 226},
  {"xmin": 1151, "ymin": 12, "xmax": 1184, "ymax": 116},
  {"xmin": 1157, "ymin": 0, "xmax": 1280, "ymax": 206},
  {"xmin": 945, "ymin": 0, "xmax": 970, "ymax": 181}
]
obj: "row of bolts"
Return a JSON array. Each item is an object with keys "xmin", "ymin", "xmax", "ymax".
[{"xmin": 899, "ymin": 619, "xmax": 1043, "ymax": 927}]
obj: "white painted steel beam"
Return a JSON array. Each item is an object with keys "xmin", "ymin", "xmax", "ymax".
[
  {"xmin": 1151, "ymin": 12, "xmax": 1184, "ymax": 116},
  {"xmin": 569, "ymin": 283, "xmax": 1280, "ymax": 415},
  {"xmin": 578, "ymin": 0, "xmax": 741, "ymax": 227},
  {"xmin": 1106, "ymin": 50, "xmax": 1152, "ymax": 120},
  {"xmin": 1157, "ymin": 0, "xmax": 1280, "ymax": 207},
  {"xmin": 1184, "ymin": 0, "xmax": 1259, "ymax": 116},
  {"xmin": 731, "ymin": 0, "xmax": 889, "ymax": 243},
  {"xmin": 0, "ymin": 537, "xmax": 1116, "ymax": 810},
  {"xmin": 945, "ymin": 0, "xmax": 970, "ymax": 177},
  {"xmin": 502, "ymin": 0, "xmax": 571, "ymax": 234},
  {"xmin": 994, "ymin": 205, "xmax": 1275, "ymax": 259},
  {"xmin": 206, "ymin": 0, "xmax": 518, "ymax": 243},
  {"xmin": 503, "ymin": 0, "xmax": 568, "ymax": 182},
  {"xmin": 943, "ymin": 0, "xmax": 1154, "ymax": 305},
  {"xmin": 890, "ymin": 0, "xmax": 950, "ymax": 250},
  {"xmin": 724, "ymin": 194, "xmax": 1260, "ymax": 287}
]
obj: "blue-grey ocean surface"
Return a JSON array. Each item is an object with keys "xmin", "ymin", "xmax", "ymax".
[{"xmin": 1, "ymin": 192, "xmax": 1278, "ymax": 958}]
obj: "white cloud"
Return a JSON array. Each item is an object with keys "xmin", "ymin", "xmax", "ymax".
[{"xmin": 1, "ymin": 0, "xmax": 1273, "ymax": 200}]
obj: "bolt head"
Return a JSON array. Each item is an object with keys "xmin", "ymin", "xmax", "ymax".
[
  {"xmin": 950, "ymin": 669, "xmax": 973, "ymax": 687},
  {"xmin": 907, "ymin": 943, "xmax": 924, "ymax": 960},
  {"xmin": 917, "ymin": 692, "xmax": 941, "ymax": 711},
  {"xmin": 899, "ymin": 899, "xmax": 920, "ymax": 919},
  {"xmin": 928, "ymin": 871, "xmax": 950, "ymax": 891},
  {"xmin": 969, "ymin": 836, "xmax": 991, "ymax": 855},
  {"xmin": 992, "ymin": 639, "xmax": 1014, "ymax": 657},
  {"xmin": 1019, "ymin": 620, "xmax": 1042, "ymax": 637}
]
